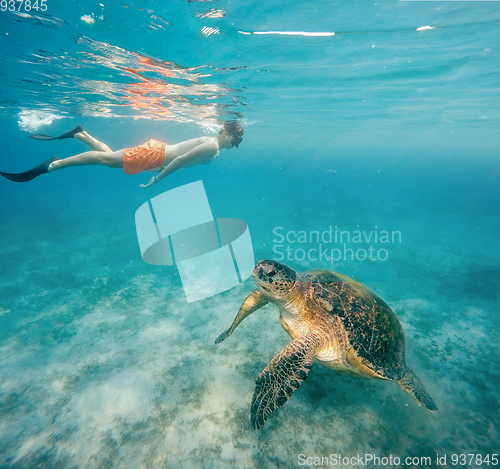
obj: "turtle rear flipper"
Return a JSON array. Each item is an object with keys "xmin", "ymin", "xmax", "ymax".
[
  {"xmin": 250, "ymin": 332, "xmax": 322, "ymax": 429},
  {"xmin": 397, "ymin": 368, "xmax": 438, "ymax": 411}
]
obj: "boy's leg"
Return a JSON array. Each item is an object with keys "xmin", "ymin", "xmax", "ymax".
[
  {"xmin": 74, "ymin": 130, "xmax": 113, "ymax": 153},
  {"xmin": 30, "ymin": 126, "xmax": 113, "ymax": 153},
  {"xmin": 49, "ymin": 150, "xmax": 124, "ymax": 171}
]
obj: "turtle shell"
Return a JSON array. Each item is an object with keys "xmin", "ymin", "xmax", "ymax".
[{"xmin": 304, "ymin": 270, "xmax": 406, "ymax": 380}]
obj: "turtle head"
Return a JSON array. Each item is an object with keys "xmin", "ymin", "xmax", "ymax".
[{"xmin": 253, "ymin": 260, "xmax": 298, "ymax": 298}]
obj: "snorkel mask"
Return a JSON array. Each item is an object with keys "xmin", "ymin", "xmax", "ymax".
[{"xmin": 231, "ymin": 134, "xmax": 243, "ymax": 148}]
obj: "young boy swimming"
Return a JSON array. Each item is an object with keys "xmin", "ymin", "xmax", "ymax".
[{"xmin": 0, "ymin": 121, "xmax": 243, "ymax": 188}]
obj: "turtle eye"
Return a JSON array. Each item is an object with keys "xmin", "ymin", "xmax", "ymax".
[{"xmin": 267, "ymin": 270, "xmax": 277, "ymax": 278}]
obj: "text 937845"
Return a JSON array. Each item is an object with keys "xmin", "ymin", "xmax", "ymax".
[{"xmin": 1, "ymin": 0, "xmax": 47, "ymax": 12}]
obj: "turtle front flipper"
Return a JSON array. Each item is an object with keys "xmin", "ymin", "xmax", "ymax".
[
  {"xmin": 250, "ymin": 332, "xmax": 323, "ymax": 429},
  {"xmin": 215, "ymin": 290, "xmax": 269, "ymax": 344},
  {"xmin": 397, "ymin": 368, "xmax": 438, "ymax": 411}
]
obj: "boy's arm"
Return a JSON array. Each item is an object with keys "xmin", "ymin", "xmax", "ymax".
[{"xmin": 140, "ymin": 140, "xmax": 218, "ymax": 189}]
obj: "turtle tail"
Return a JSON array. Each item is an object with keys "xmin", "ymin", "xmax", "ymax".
[{"xmin": 397, "ymin": 368, "xmax": 438, "ymax": 411}]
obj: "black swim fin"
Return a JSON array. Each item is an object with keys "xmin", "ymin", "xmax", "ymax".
[
  {"xmin": 28, "ymin": 125, "xmax": 84, "ymax": 141},
  {"xmin": 0, "ymin": 157, "xmax": 60, "ymax": 182}
]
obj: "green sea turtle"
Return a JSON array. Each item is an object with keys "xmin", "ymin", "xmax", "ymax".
[{"xmin": 215, "ymin": 260, "xmax": 437, "ymax": 429}]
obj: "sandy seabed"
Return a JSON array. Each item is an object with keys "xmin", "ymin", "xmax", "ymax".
[{"xmin": 0, "ymin": 212, "xmax": 498, "ymax": 469}]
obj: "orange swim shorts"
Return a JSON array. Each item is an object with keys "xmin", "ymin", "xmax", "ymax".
[{"xmin": 122, "ymin": 139, "xmax": 167, "ymax": 175}]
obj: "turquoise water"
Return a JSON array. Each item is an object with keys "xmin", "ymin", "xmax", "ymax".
[{"xmin": 0, "ymin": 1, "xmax": 499, "ymax": 468}]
